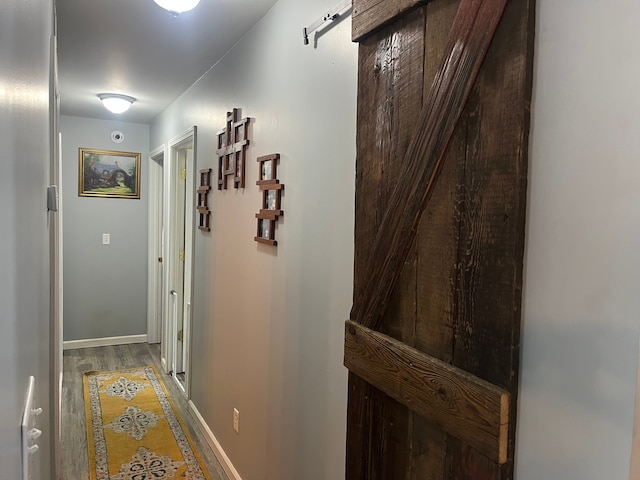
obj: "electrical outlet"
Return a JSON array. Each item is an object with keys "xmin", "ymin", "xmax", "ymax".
[
  {"xmin": 102, "ymin": 233, "xmax": 110, "ymax": 245},
  {"xmin": 233, "ymin": 408, "xmax": 239, "ymax": 434}
]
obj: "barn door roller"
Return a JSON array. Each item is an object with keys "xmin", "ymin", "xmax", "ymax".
[{"xmin": 302, "ymin": 0, "xmax": 352, "ymax": 45}]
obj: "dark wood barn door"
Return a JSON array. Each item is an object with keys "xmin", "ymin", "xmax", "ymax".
[{"xmin": 344, "ymin": 0, "xmax": 535, "ymax": 478}]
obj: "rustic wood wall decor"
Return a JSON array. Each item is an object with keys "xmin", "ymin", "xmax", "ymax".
[
  {"xmin": 217, "ymin": 108, "xmax": 250, "ymax": 189},
  {"xmin": 197, "ymin": 168, "xmax": 212, "ymax": 232},
  {"xmin": 254, "ymin": 154, "xmax": 283, "ymax": 246},
  {"xmin": 345, "ymin": 0, "xmax": 535, "ymax": 479}
]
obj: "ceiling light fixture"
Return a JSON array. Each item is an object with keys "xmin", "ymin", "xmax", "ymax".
[
  {"xmin": 153, "ymin": 0, "xmax": 200, "ymax": 14},
  {"xmin": 97, "ymin": 93, "xmax": 136, "ymax": 114}
]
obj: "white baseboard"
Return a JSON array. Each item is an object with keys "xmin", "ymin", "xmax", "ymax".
[
  {"xmin": 63, "ymin": 334, "xmax": 148, "ymax": 350},
  {"xmin": 188, "ymin": 400, "xmax": 242, "ymax": 480}
]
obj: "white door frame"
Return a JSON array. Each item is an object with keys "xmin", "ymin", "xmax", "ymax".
[
  {"xmin": 147, "ymin": 145, "xmax": 165, "ymax": 346},
  {"xmin": 52, "ymin": 132, "xmax": 63, "ymax": 480},
  {"xmin": 162, "ymin": 126, "xmax": 196, "ymax": 395}
]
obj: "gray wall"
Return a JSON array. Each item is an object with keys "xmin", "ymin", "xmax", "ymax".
[
  {"xmin": 155, "ymin": 0, "xmax": 640, "ymax": 479},
  {"xmin": 61, "ymin": 116, "xmax": 149, "ymax": 341},
  {"xmin": 516, "ymin": 0, "xmax": 640, "ymax": 478},
  {"xmin": 46, "ymin": 2, "xmax": 640, "ymax": 480},
  {"xmin": 151, "ymin": 0, "xmax": 356, "ymax": 478},
  {"xmin": 0, "ymin": 0, "xmax": 54, "ymax": 477}
]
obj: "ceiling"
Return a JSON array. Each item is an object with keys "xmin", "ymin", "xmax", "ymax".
[{"xmin": 56, "ymin": 0, "xmax": 279, "ymax": 124}]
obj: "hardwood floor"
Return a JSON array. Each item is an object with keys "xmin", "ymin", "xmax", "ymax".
[{"xmin": 61, "ymin": 342, "xmax": 229, "ymax": 480}]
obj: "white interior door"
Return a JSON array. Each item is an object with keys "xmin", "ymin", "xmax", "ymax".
[
  {"xmin": 163, "ymin": 127, "xmax": 196, "ymax": 395},
  {"xmin": 179, "ymin": 147, "xmax": 195, "ymax": 382},
  {"xmin": 174, "ymin": 146, "xmax": 187, "ymax": 377},
  {"xmin": 148, "ymin": 146, "xmax": 165, "ymax": 348},
  {"xmin": 50, "ymin": 30, "xmax": 63, "ymax": 480}
]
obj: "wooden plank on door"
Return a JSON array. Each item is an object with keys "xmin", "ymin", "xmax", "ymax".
[
  {"xmin": 345, "ymin": 320, "xmax": 509, "ymax": 463},
  {"xmin": 352, "ymin": 0, "xmax": 426, "ymax": 41},
  {"xmin": 448, "ymin": 0, "xmax": 536, "ymax": 474},
  {"xmin": 348, "ymin": 7, "xmax": 427, "ymax": 478},
  {"xmin": 446, "ymin": 436, "xmax": 501, "ymax": 480},
  {"xmin": 415, "ymin": 0, "xmax": 463, "ymax": 362},
  {"xmin": 409, "ymin": 3, "xmax": 463, "ymax": 477}
]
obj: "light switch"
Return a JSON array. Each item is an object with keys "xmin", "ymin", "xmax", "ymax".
[
  {"xmin": 22, "ymin": 376, "xmax": 41, "ymax": 480},
  {"xmin": 102, "ymin": 233, "xmax": 110, "ymax": 245}
]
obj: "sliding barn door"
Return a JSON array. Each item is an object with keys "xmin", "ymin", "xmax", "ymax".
[{"xmin": 345, "ymin": 0, "xmax": 535, "ymax": 478}]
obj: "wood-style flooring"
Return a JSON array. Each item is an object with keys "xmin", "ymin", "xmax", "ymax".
[{"xmin": 61, "ymin": 342, "xmax": 229, "ymax": 480}]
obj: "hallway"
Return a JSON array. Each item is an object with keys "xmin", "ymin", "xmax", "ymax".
[{"xmin": 61, "ymin": 343, "xmax": 229, "ymax": 480}]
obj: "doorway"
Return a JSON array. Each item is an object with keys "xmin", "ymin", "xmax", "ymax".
[
  {"xmin": 161, "ymin": 127, "xmax": 197, "ymax": 396},
  {"xmin": 147, "ymin": 145, "xmax": 165, "ymax": 347}
]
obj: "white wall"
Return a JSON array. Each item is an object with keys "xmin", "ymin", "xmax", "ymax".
[
  {"xmin": 150, "ymin": 1, "xmax": 356, "ymax": 478},
  {"xmin": 0, "ymin": 0, "xmax": 54, "ymax": 478},
  {"xmin": 149, "ymin": 1, "xmax": 640, "ymax": 479},
  {"xmin": 61, "ymin": 116, "xmax": 149, "ymax": 341},
  {"xmin": 517, "ymin": 1, "xmax": 640, "ymax": 478}
]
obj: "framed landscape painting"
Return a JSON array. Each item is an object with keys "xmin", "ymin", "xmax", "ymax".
[{"xmin": 79, "ymin": 148, "xmax": 141, "ymax": 198}]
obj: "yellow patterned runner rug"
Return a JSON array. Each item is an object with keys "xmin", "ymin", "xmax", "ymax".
[{"xmin": 83, "ymin": 366, "xmax": 211, "ymax": 480}]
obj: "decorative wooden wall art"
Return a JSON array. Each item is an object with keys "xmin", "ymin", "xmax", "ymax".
[
  {"xmin": 217, "ymin": 108, "xmax": 250, "ymax": 189},
  {"xmin": 197, "ymin": 168, "xmax": 212, "ymax": 232},
  {"xmin": 254, "ymin": 153, "xmax": 283, "ymax": 246}
]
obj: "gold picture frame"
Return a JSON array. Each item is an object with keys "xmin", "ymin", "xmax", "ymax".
[{"xmin": 78, "ymin": 148, "xmax": 141, "ymax": 198}]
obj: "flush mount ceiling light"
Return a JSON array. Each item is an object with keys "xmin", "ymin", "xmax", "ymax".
[
  {"xmin": 97, "ymin": 93, "xmax": 136, "ymax": 114},
  {"xmin": 153, "ymin": 0, "xmax": 200, "ymax": 14}
]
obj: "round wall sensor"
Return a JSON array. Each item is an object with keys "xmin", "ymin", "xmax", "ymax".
[{"xmin": 111, "ymin": 131, "xmax": 125, "ymax": 143}]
